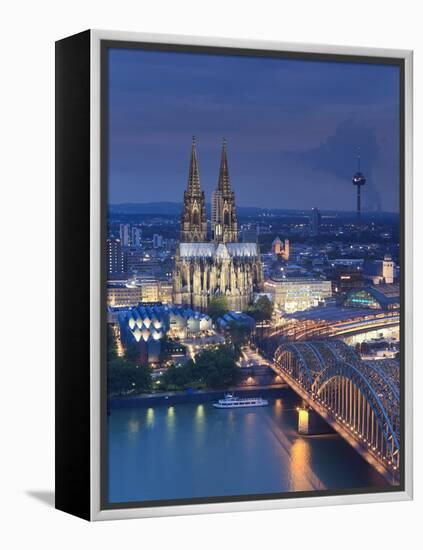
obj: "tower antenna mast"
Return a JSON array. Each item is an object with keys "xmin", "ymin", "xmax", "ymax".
[{"xmin": 352, "ymin": 148, "xmax": 366, "ymax": 224}]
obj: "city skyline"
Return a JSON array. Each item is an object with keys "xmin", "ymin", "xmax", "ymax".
[
  {"xmin": 108, "ymin": 48, "xmax": 400, "ymax": 212},
  {"xmin": 105, "ymin": 44, "xmax": 402, "ymax": 504}
]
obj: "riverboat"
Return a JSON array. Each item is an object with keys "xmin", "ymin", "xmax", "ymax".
[{"xmin": 213, "ymin": 393, "xmax": 268, "ymax": 409}]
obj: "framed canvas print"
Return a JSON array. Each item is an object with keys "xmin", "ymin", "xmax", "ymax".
[{"xmin": 55, "ymin": 30, "xmax": 413, "ymax": 521}]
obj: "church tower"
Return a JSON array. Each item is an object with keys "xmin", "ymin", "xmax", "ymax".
[
  {"xmin": 382, "ymin": 254, "xmax": 394, "ymax": 284},
  {"xmin": 180, "ymin": 137, "xmax": 208, "ymax": 242},
  {"xmin": 212, "ymin": 138, "xmax": 238, "ymax": 243}
]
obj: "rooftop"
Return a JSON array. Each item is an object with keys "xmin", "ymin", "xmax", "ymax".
[
  {"xmin": 369, "ymin": 283, "xmax": 399, "ymax": 298},
  {"xmin": 217, "ymin": 310, "xmax": 255, "ymax": 327},
  {"xmin": 179, "ymin": 242, "xmax": 259, "ymax": 258},
  {"xmin": 284, "ymin": 305, "xmax": 393, "ymax": 323},
  {"xmin": 265, "ymin": 277, "xmax": 329, "ymax": 285},
  {"xmin": 362, "ymin": 284, "xmax": 400, "ymax": 307}
]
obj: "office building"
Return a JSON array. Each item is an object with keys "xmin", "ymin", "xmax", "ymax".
[
  {"xmin": 131, "ymin": 226, "xmax": 142, "ymax": 248},
  {"xmin": 153, "ymin": 234, "xmax": 163, "ymax": 249},
  {"xmin": 107, "ymin": 238, "xmax": 125, "ymax": 275},
  {"xmin": 310, "ymin": 207, "xmax": 321, "ymax": 236},
  {"xmin": 264, "ymin": 277, "xmax": 332, "ymax": 313},
  {"xmin": 119, "ymin": 223, "xmax": 131, "ymax": 247},
  {"xmin": 107, "ymin": 283, "xmax": 141, "ymax": 307}
]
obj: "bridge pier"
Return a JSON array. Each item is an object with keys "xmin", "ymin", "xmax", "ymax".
[
  {"xmin": 272, "ymin": 340, "xmax": 400, "ymax": 483},
  {"xmin": 297, "ymin": 406, "xmax": 334, "ymax": 435}
]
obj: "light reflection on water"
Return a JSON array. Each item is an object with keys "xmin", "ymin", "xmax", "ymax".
[
  {"xmin": 290, "ymin": 437, "xmax": 314, "ymax": 492},
  {"xmin": 195, "ymin": 404, "xmax": 204, "ymax": 424},
  {"xmin": 109, "ymin": 393, "xmax": 388, "ymax": 504},
  {"xmin": 145, "ymin": 407, "xmax": 154, "ymax": 428},
  {"xmin": 166, "ymin": 406, "xmax": 175, "ymax": 443},
  {"xmin": 128, "ymin": 419, "xmax": 139, "ymax": 434}
]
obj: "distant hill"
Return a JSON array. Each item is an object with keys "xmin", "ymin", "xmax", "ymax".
[
  {"xmin": 109, "ymin": 202, "xmax": 183, "ymax": 215},
  {"xmin": 109, "ymin": 202, "xmax": 399, "ymax": 219},
  {"xmin": 109, "ymin": 202, "xmax": 307, "ymax": 217}
]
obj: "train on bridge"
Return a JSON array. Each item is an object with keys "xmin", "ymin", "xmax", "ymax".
[{"xmin": 269, "ymin": 306, "xmax": 399, "ymax": 342}]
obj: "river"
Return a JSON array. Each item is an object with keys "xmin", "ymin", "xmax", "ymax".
[{"xmin": 108, "ymin": 389, "xmax": 388, "ymax": 504}]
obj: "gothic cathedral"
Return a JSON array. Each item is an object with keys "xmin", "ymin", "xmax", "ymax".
[{"xmin": 173, "ymin": 138, "xmax": 263, "ymax": 311}]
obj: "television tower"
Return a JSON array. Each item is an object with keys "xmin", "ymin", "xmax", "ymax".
[{"xmin": 352, "ymin": 149, "xmax": 366, "ymax": 223}]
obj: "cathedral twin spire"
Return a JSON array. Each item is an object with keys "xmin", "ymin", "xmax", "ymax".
[
  {"xmin": 214, "ymin": 138, "xmax": 238, "ymax": 243},
  {"xmin": 180, "ymin": 137, "xmax": 208, "ymax": 242},
  {"xmin": 187, "ymin": 136, "xmax": 201, "ymax": 195},
  {"xmin": 218, "ymin": 138, "xmax": 231, "ymax": 193},
  {"xmin": 181, "ymin": 137, "xmax": 238, "ymax": 243}
]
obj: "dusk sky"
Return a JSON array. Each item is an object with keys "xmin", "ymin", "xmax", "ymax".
[{"xmin": 108, "ymin": 47, "xmax": 400, "ymax": 212}]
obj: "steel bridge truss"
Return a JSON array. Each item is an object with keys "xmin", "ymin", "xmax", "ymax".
[{"xmin": 274, "ymin": 340, "xmax": 400, "ymax": 474}]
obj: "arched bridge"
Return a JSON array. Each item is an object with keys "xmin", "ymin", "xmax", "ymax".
[{"xmin": 273, "ymin": 340, "xmax": 400, "ymax": 482}]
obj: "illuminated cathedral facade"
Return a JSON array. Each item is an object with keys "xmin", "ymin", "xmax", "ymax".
[{"xmin": 173, "ymin": 138, "xmax": 263, "ymax": 311}]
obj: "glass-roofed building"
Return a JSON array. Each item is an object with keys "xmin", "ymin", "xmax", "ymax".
[{"xmin": 343, "ymin": 284, "xmax": 400, "ymax": 311}]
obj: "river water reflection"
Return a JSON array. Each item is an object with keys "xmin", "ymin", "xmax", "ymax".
[{"xmin": 108, "ymin": 390, "xmax": 388, "ymax": 504}]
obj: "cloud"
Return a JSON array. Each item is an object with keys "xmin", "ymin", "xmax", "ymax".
[
  {"xmin": 295, "ymin": 119, "xmax": 382, "ymax": 210},
  {"xmin": 107, "ymin": 49, "xmax": 400, "ymax": 212}
]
